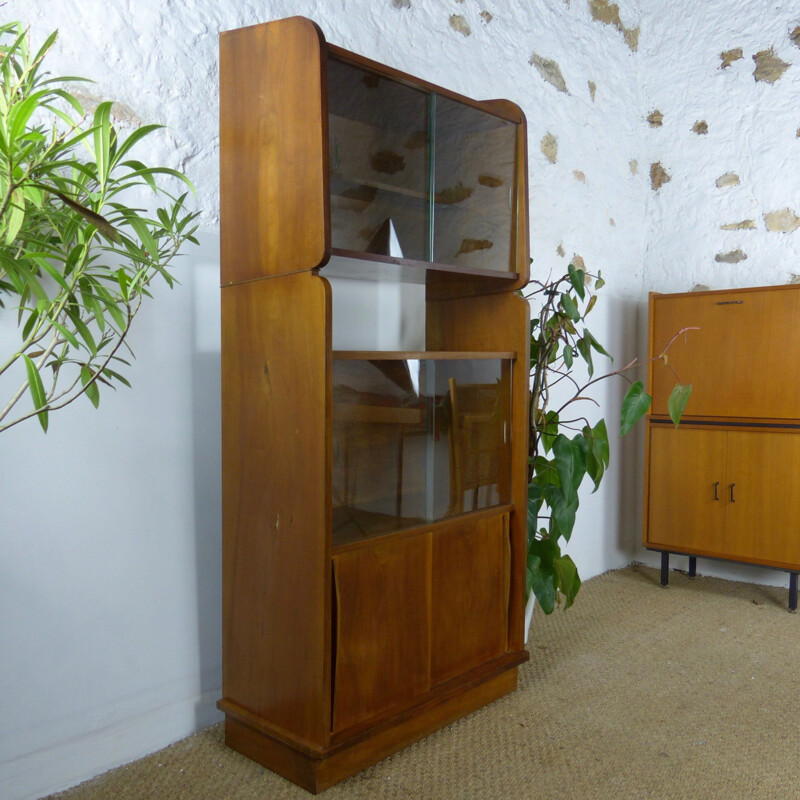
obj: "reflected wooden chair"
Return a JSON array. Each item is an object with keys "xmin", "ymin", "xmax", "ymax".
[{"xmin": 447, "ymin": 377, "xmax": 507, "ymax": 515}]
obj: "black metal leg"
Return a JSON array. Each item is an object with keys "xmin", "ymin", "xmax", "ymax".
[
  {"xmin": 660, "ymin": 551, "xmax": 669, "ymax": 587},
  {"xmin": 790, "ymin": 573, "xmax": 798, "ymax": 612},
  {"xmin": 689, "ymin": 556, "xmax": 697, "ymax": 578}
]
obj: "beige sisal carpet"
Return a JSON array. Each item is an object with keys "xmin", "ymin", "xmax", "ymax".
[{"xmin": 47, "ymin": 565, "xmax": 800, "ymax": 799}]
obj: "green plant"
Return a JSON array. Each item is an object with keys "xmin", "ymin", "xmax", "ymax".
[
  {"xmin": 526, "ymin": 264, "xmax": 693, "ymax": 613},
  {"xmin": 0, "ymin": 22, "xmax": 198, "ymax": 433}
]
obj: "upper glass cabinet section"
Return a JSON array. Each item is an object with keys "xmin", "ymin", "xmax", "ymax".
[{"xmin": 326, "ymin": 56, "xmax": 518, "ymax": 276}]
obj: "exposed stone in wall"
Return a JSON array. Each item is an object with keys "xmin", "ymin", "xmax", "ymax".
[
  {"xmin": 720, "ymin": 48, "xmax": 743, "ymax": 69},
  {"xmin": 573, "ymin": 170, "xmax": 586, "ymax": 183},
  {"xmin": 529, "ymin": 52, "xmax": 568, "ymax": 93},
  {"xmin": 716, "ymin": 172, "xmax": 740, "ymax": 188},
  {"xmin": 449, "ymin": 15, "xmax": 471, "ymax": 36},
  {"xmin": 715, "ymin": 250, "xmax": 747, "ymax": 263},
  {"xmin": 557, "ymin": 243, "xmax": 565, "ymax": 257},
  {"xmin": 797, "ymin": 127, "xmax": 800, "ymax": 138},
  {"xmin": 790, "ymin": 274, "xmax": 800, "ymax": 284},
  {"xmin": 692, "ymin": 120, "xmax": 708, "ymax": 135},
  {"xmin": 650, "ymin": 162, "xmax": 671, "ymax": 191},
  {"xmin": 790, "ymin": 26, "xmax": 800, "ymax": 48},
  {"xmin": 753, "ymin": 48, "xmax": 790, "ymax": 83},
  {"xmin": 480, "ymin": 11, "xmax": 493, "ymax": 24},
  {"xmin": 541, "ymin": 132, "xmax": 558, "ymax": 163},
  {"xmin": 609, "ymin": 218, "xmax": 616, "ymax": 226},
  {"xmin": 629, "ymin": 159, "xmax": 638, "ymax": 175},
  {"xmin": 588, "ymin": 80, "xmax": 597, "ymax": 101},
  {"xmin": 647, "ymin": 110, "xmax": 663, "ymax": 127},
  {"xmin": 691, "ymin": 284, "xmax": 711, "ymax": 292},
  {"xmin": 764, "ymin": 208, "xmax": 800, "ymax": 232},
  {"xmin": 392, "ymin": 0, "xmax": 411, "ymax": 8},
  {"xmin": 720, "ymin": 220, "xmax": 755, "ymax": 230},
  {"xmin": 589, "ymin": 0, "xmax": 639, "ymax": 52},
  {"xmin": 69, "ymin": 89, "xmax": 143, "ymax": 127}
]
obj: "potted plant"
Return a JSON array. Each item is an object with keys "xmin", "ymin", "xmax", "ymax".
[
  {"xmin": 525, "ymin": 263, "xmax": 693, "ymax": 626},
  {"xmin": 0, "ymin": 21, "xmax": 198, "ymax": 434}
]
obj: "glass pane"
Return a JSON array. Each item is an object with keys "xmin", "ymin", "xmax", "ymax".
[
  {"xmin": 433, "ymin": 96, "xmax": 517, "ymax": 272},
  {"xmin": 332, "ymin": 356, "xmax": 511, "ymax": 546},
  {"xmin": 430, "ymin": 359, "xmax": 511, "ymax": 519},
  {"xmin": 332, "ymin": 358, "xmax": 428, "ymax": 545},
  {"xmin": 327, "ymin": 58, "xmax": 431, "ymax": 262}
]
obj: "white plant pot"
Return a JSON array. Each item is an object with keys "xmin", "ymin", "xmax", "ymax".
[{"xmin": 523, "ymin": 590, "xmax": 536, "ymax": 644}]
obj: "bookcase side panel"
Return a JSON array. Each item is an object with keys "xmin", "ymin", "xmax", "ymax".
[
  {"xmin": 220, "ymin": 17, "xmax": 329, "ymax": 285},
  {"xmin": 221, "ymin": 272, "xmax": 332, "ymax": 745}
]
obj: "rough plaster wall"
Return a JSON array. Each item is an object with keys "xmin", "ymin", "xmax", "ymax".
[
  {"xmin": 0, "ymin": 2, "xmax": 648, "ymax": 798},
  {"xmin": 638, "ymin": 0, "xmax": 800, "ymax": 292}
]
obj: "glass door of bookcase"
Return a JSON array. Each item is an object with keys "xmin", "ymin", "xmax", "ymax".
[
  {"xmin": 327, "ymin": 58, "xmax": 432, "ymax": 263},
  {"xmin": 331, "ymin": 355, "xmax": 511, "ymax": 547}
]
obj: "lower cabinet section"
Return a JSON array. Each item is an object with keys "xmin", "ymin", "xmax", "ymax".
[
  {"xmin": 331, "ymin": 511, "xmax": 513, "ymax": 734},
  {"xmin": 331, "ymin": 535, "xmax": 432, "ymax": 732},
  {"xmin": 646, "ymin": 423, "xmax": 800, "ymax": 569},
  {"xmin": 431, "ymin": 515, "xmax": 509, "ymax": 685}
]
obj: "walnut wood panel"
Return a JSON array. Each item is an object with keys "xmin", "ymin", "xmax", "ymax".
[
  {"xmin": 332, "ymin": 535, "xmax": 432, "ymax": 732},
  {"xmin": 431, "ymin": 515, "xmax": 508, "ymax": 684},
  {"xmin": 219, "ymin": 17, "xmax": 329, "ymax": 285},
  {"xmin": 220, "ymin": 271, "xmax": 331, "ymax": 745},
  {"xmin": 650, "ymin": 287, "xmax": 800, "ymax": 420},
  {"xmin": 226, "ymin": 659, "xmax": 523, "ymax": 793},
  {"xmin": 725, "ymin": 430, "xmax": 800, "ymax": 567},
  {"xmin": 645, "ymin": 425, "xmax": 726, "ymax": 552},
  {"xmin": 426, "ymin": 291, "xmax": 530, "ymax": 652}
]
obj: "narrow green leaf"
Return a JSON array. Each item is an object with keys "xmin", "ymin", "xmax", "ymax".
[
  {"xmin": 667, "ymin": 383, "xmax": 692, "ymax": 427},
  {"xmin": 80, "ymin": 365, "xmax": 100, "ymax": 408},
  {"xmin": 620, "ymin": 381, "xmax": 652, "ymax": 436},
  {"xmin": 23, "ymin": 354, "xmax": 48, "ymax": 432},
  {"xmin": 92, "ymin": 101, "xmax": 114, "ymax": 185},
  {"xmin": 562, "ymin": 343, "xmax": 573, "ymax": 369},
  {"xmin": 5, "ymin": 187, "xmax": 25, "ymax": 243}
]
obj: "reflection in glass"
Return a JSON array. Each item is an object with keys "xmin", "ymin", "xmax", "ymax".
[
  {"xmin": 332, "ymin": 356, "xmax": 511, "ymax": 546},
  {"xmin": 433, "ymin": 96, "xmax": 516, "ymax": 272},
  {"xmin": 327, "ymin": 58, "xmax": 430, "ymax": 261}
]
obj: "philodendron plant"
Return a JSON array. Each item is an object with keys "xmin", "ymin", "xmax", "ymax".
[
  {"xmin": 526, "ymin": 264, "xmax": 693, "ymax": 614},
  {"xmin": 0, "ymin": 22, "xmax": 198, "ymax": 433}
]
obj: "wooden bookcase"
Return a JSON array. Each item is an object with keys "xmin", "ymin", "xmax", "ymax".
[
  {"xmin": 218, "ymin": 16, "xmax": 531, "ymax": 793},
  {"xmin": 643, "ymin": 284, "xmax": 800, "ymax": 609}
]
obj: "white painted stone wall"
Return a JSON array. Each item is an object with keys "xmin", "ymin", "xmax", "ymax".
[{"xmin": 2, "ymin": 1, "xmax": 799, "ymax": 797}]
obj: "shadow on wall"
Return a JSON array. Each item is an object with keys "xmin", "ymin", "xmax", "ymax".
[
  {"xmin": 189, "ymin": 232, "xmax": 224, "ymax": 728},
  {"xmin": 613, "ymin": 296, "xmax": 647, "ymax": 557}
]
